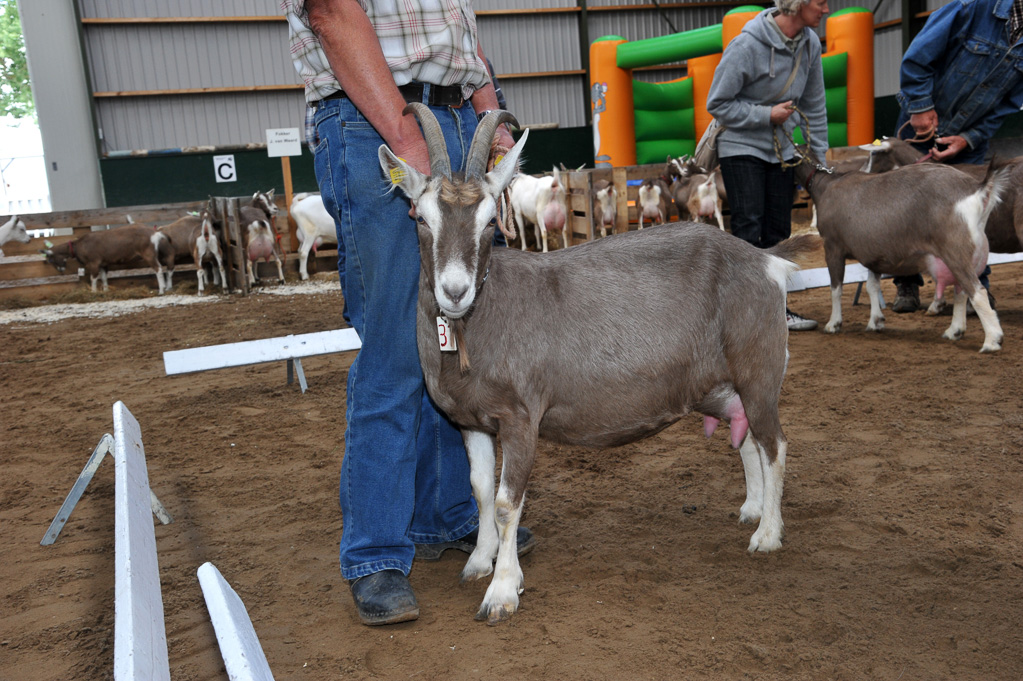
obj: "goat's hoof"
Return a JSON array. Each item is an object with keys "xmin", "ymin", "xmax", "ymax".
[
  {"xmin": 459, "ymin": 564, "xmax": 493, "ymax": 584},
  {"xmin": 925, "ymin": 302, "xmax": 944, "ymax": 316},
  {"xmin": 476, "ymin": 603, "xmax": 515, "ymax": 625},
  {"xmin": 980, "ymin": 342, "xmax": 1002, "ymax": 354},
  {"xmin": 943, "ymin": 328, "xmax": 964, "ymax": 341},
  {"xmin": 738, "ymin": 503, "xmax": 762, "ymax": 524},
  {"xmin": 866, "ymin": 319, "xmax": 884, "ymax": 332},
  {"xmin": 747, "ymin": 525, "xmax": 784, "ymax": 554},
  {"xmin": 823, "ymin": 322, "xmax": 841, "ymax": 334}
]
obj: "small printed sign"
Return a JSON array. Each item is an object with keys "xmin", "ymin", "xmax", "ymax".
[
  {"xmin": 213, "ymin": 155, "xmax": 237, "ymax": 183},
  {"xmin": 436, "ymin": 316, "xmax": 457, "ymax": 352},
  {"xmin": 266, "ymin": 128, "xmax": 302, "ymax": 158}
]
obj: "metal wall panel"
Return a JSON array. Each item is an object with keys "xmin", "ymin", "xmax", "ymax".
[
  {"xmin": 478, "ymin": 15, "xmax": 580, "ymax": 73},
  {"xmin": 80, "ymin": 0, "xmax": 279, "ymax": 19},
  {"xmin": 95, "ymin": 92, "xmax": 305, "ymax": 152},
  {"xmin": 502, "ymin": 77, "xmax": 587, "ymax": 127},
  {"xmin": 84, "ymin": 23, "xmax": 298, "ymax": 92}
]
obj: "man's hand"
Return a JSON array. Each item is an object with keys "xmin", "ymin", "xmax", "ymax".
[
  {"xmin": 770, "ymin": 100, "xmax": 795, "ymax": 126},
  {"xmin": 487, "ymin": 125, "xmax": 517, "ymax": 172},
  {"xmin": 931, "ymin": 135, "xmax": 968, "ymax": 162},
  {"xmin": 910, "ymin": 110, "xmax": 939, "ymax": 137}
]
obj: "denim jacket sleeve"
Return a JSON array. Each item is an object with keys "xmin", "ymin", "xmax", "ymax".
[
  {"xmin": 959, "ymin": 77, "xmax": 1023, "ymax": 149},
  {"xmin": 898, "ymin": 2, "xmax": 966, "ymax": 114}
]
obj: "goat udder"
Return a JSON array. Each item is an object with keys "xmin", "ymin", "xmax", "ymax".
[
  {"xmin": 543, "ymin": 202, "xmax": 566, "ymax": 230},
  {"xmin": 702, "ymin": 394, "xmax": 749, "ymax": 449},
  {"xmin": 248, "ymin": 238, "xmax": 275, "ymax": 261}
]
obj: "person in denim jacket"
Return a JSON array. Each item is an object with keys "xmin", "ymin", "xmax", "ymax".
[{"xmin": 891, "ymin": 0, "xmax": 1023, "ymax": 312}]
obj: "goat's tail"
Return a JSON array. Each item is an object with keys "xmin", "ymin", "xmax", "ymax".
[
  {"xmin": 767, "ymin": 234, "xmax": 822, "ymax": 265},
  {"xmin": 976, "ymin": 156, "xmax": 1011, "ymax": 228}
]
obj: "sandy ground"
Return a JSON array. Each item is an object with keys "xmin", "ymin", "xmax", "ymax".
[{"xmin": 2, "ymin": 250, "xmax": 1022, "ymax": 681}]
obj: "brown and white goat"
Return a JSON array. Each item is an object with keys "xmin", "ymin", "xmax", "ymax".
[
  {"xmin": 669, "ymin": 158, "xmax": 725, "ymax": 230},
  {"xmin": 1, "ymin": 215, "xmax": 30, "ymax": 256},
  {"xmin": 380, "ymin": 103, "xmax": 817, "ymax": 624},
  {"xmin": 240, "ymin": 189, "xmax": 286, "ymax": 285},
  {"xmin": 43, "ymin": 225, "xmax": 174, "ymax": 294},
  {"xmin": 794, "ymin": 148, "xmax": 1006, "ymax": 352},
  {"xmin": 637, "ymin": 178, "xmax": 670, "ymax": 228},
  {"xmin": 591, "ymin": 179, "xmax": 617, "ymax": 237},
  {"xmin": 506, "ymin": 167, "xmax": 568, "ymax": 251}
]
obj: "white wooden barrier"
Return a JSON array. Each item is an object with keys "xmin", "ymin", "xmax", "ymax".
[
  {"xmin": 198, "ymin": 562, "xmax": 277, "ymax": 681},
  {"xmin": 112, "ymin": 401, "xmax": 171, "ymax": 681},
  {"xmin": 163, "ymin": 327, "xmax": 362, "ymax": 393}
]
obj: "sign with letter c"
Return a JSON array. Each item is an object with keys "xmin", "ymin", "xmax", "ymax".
[{"xmin": 214, "ymin": 155, "xmax": 237, "ymax": 183}]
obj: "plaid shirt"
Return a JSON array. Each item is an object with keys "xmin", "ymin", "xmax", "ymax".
[{"xmin": 282, "ymin": 0, "xmax": 490, "ymax": 143}]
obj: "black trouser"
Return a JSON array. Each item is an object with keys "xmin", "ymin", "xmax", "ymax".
[{"xmin": 719, "ymin": 155, "xmax": 795, "ymax": 249}]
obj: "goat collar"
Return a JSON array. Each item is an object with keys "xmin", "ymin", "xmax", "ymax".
[
  {"xmin": 803, "ymin": 161, "xmax": 833, "ymax": 193},
  {"xmin": 67, "ymin": 240, "xmax": 75, "ymax": 260}
]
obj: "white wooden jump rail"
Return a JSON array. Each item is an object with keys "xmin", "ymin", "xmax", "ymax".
[
  {"xmin": 198, "ymin": 562, "xmax": 277, "ymax": 681},
  {"xmin": 162, "ymin": 327, "xmax": 362, "ymax": 393}
]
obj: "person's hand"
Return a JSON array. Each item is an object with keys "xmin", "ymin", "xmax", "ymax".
[
  {"xmin": 488, "ymin": 125, "xmax": 517, "ymax": 173},
  {"xmin": 770, "ymin": 100, "xmax": 795, "ymax": 125},
  {"xmin": 931, "ymin": 135, "xmax": 968, "ymax": 162},
  {"xmin": 910, "ymin": 110, "xmax": 939, "ymax": 138}
]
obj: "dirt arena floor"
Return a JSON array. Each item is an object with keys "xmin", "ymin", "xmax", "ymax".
[{"xmin": 2, "ymin": 246, "xmax": 1023, "ymax": 681}]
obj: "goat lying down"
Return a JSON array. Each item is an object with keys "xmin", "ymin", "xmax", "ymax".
[
  {"xmin": 380, "ymin": 104, "xmax": 818, "ymax": 624},
  {"xmin": 795, "ymin": 148, "xmax": 1006, "ymax": 352}
]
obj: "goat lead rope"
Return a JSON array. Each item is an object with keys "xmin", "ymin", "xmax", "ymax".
[
  {"xmin": 771, "ymin": 103, "xmax": 815, "ymax": 170},
  {"xmin": 897, "ymin": 119, "xmax": 936, "ymax": 145}
]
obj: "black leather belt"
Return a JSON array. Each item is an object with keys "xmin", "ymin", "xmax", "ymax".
[{"xmin": 320, "ymin": 82, "xmax": 464, "ymax": 108}]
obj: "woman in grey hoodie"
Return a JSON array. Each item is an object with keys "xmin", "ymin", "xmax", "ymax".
[{"xmin": 707, "ymin": 0, "xmax": 829, "ymax": 330}]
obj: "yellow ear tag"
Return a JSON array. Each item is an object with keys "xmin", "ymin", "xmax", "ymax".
[
  {"xmin": 493, "ymin": 154, "xmax": 504, "ymax": 167},
  {"xmin": 871, "ymin": 139, "xmax": 882, "ymax": 146},
  {"xmin": 390, "ymin": 165, "xmax": 407, "ymax": 185}
]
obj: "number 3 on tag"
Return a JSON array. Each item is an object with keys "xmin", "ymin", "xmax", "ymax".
[{"xmin": 437, "ymin": 316, "xmax": 457, "ymax": 352}]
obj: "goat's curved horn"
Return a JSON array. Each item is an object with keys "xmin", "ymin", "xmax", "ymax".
[
  {"xmin": 403, "ymin": 102, "xmax": 451, "ymax": 178},
  {"xmin": 466, "ymin": 110, "xmax": 519, "ymax": 180}
]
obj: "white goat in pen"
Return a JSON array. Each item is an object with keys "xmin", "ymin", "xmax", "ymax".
[
  {"xmin": 506, "ymin": 167, "xmax": 568, "ymax": 251},
  {"xmin": 1, "ymin": 215, "xmax": 30, "ymax": 256},
  {"xmin": 794, "ymin": 146, "xmax": 1007, "ymax": 352},
  {"xmin": 591, "ymin": 179, "xmax": 617, "ymax": 238},
  {"xmin": 290, "ymin": 192, "xmax": 338, "ymax": 280},
  {"xmin": 379, "ymin": 104, "xmax": 818, "ymax": 624}
]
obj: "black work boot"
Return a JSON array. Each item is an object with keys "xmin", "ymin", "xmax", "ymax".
[
  {"xmin": 349, "ymin": 569, "xmax": 419, "ymax": 625},
  {"xmin": 892, "ymin": 281, "xmax": 921, "ymax": 313}
]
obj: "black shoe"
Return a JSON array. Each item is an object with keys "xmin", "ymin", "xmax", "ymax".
[
  {"xmin": 414, "ymin": 526, "xmax": 537, "ymax": 562},
  {"xmin": 892, "ymin": 282, "xmax": 920, "ymax": 313},
  {"xmin": 349, "ymin": 569, "xmax": 419, "ymax": 625}
]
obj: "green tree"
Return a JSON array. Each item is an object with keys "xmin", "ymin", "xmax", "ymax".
[{"xmin": 0, "ymin": 0, "xmax": 34, "ymax": 119}]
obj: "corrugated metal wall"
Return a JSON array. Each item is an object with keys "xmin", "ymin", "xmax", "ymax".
[{"xmin": 75, "ymin": 0, "xmax": 951, "ymax": 153}]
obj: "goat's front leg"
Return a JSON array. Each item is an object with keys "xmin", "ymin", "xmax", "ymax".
[
  {"xmin": 864, "ymin": 271, "xmax": 885, "ymax": 331},
  {"xmin": 460, "ymin": 430, "xmax": 499, "ymax": 583},
  {"xmin": 748, "ymin": 435, "xmax": 786, "ymax": 553},
  {"xmin": 477, "ymin": 421, "xmax": 537, "ymax": 624}
]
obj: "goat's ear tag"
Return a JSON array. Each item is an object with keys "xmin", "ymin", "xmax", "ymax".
[
  {"xmin": 436, "ymin": 316, "xmax": 457, "ymax": 352},
  {"xmin": 493, "ymin": 154, "xmax": 504, "ymax": 167},
  {"xmin": 390, "ymin": 158, "xmax": 408, "ymax": 185}
]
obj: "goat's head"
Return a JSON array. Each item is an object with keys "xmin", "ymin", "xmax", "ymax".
[
  {"xmin": 41, "ymin": 240, "xmax": 69, "ymax": 272},
  {"xmin": 252, "ymin": 189, "xmax": 278, "ymax": 217},
  {"xmin": 3, "ymin": 215, "xmax": 31, "ymax": 244},
  {"xmin": 379, "ymin": 103, "xmax": 527, "ymax": 319}
]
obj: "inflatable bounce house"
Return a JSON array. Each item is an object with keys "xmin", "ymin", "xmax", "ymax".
[{"xmin": 590, "ymin": 5, "xmax": 874, "ymax": 167}]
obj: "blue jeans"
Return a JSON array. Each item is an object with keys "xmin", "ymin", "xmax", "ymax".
[
  {"xmin": 313, "ymin": 93, "xmax": 479, "ymax": 581},
  {"xmin": 719, "ymin": 155, "xmax": 794, "ymax": 249}
]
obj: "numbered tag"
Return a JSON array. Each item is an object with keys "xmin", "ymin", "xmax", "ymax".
[{"xmin": 437, "ymin": 316, "xmax": 457, "ymax": 352}]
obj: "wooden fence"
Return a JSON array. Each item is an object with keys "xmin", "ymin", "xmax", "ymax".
[{"xmin": 0, "ymin": 196, "xmax": 340, "ymax": 301}]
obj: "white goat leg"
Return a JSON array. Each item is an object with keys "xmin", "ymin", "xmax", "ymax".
[
  {"xmin": 972, "ymin": 288, "xmax": 1003, "ymax": 353},
  {"xmin": 864, "ymin": 271, "xmax": 885, "ymax": 331},
  {"xmin": 460, "ymin": 430, "xmax": 499, "ymax": 582},
  {"xmin": 748, "ymin": 437, "xmax": 786, "ymax": 553},
  {"xmin": 824, "ymin": 285, "xmax": 843, "ymax": 333},
  {"xmin": 943, "ymin": 288, "xmax": 969, "ymax": 341},
  {"xmin": 738, "ymin": 433, "xmax": 764, "ymax": 523},
  {"xmin": 477, "ymin": 494, "xmax": 526, "ymax": 623}
]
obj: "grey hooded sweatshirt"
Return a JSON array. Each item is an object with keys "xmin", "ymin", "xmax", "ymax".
[{"xmin": 706, "ymin": 9, "xmax": 828, "ymax": 164}]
